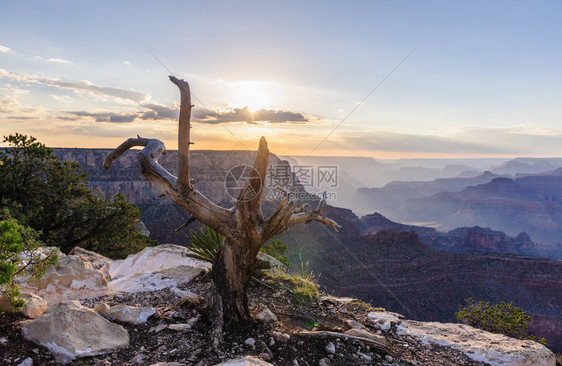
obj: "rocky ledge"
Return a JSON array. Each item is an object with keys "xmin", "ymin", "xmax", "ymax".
[{"xmin": 0, "ymin": 245, "xmax": 557, "ymax": 365}]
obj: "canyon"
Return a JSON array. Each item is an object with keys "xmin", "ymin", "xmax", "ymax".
[{"xmin": 54, "ymin": 148, "xmax": 562, "ymax": 352}]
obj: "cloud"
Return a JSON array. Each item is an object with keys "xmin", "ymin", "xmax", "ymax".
[
  {"xmin": 193, "ymin": 106, "xmax": 312, "ymax": 124},
  {"xmin": 33, "ymin": 56, "xmax": 73, "ymax": 64},
  {"xmin": 0, "ymin": 45, "xmax": 15, "ymax": 54},
  {"xmin": 0, "ymin": 94, "xmax": 20, "ymax": 113},
  {"xmin": 140, "ymin": 103, "xmax": 179, "ymax": 120},
  {"xmin": 66, "ymin": 111, "xmax": 139, "ymax": 123},
  {"xmin": 0, "ymin": 69, "xmax": 147, "ymax": 103}
]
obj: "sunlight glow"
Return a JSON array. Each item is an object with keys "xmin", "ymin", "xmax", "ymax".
[{"xmin": 229, "ymin": 81, "xmax": 272, "ymax": 112}]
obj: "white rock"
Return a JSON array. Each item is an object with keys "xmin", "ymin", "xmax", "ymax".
[
  {"xmin": 20, "ymin": 293, "xmax": 48, "ymax": 319},
  {"xmin": 325, "ymin": 341, "xmax": 336, "ymax": 354},
  {"xmin": 254, "ymin": 306, "xmax": 278, "ymax": 323},
  {"xmin": 68, "ymin": 247, "xmax": 113, "ymax": 279},
  {"xmin": 109, "ymin": 264, "xmax": 206, "ymax": 294},
  {"xmin": 109, "ymin": 244, "xmax": 210, "ymax": 280},
  {"xmin": 104, "ymin": 304, "xmax": 156, "ymax": 324},
  {"xmin": 168, "ymin": 323, "xmax": 191, "ymax": 332},
  {"xmin": 254, "ymin": 253, "xmax": 288, "ymax": 275},
  {"xmin": 0, "ymin": 292, "xmax": 47, "ymax": 318},
  {"xmin": 384, "ymin": 355, "xmax": 393, "ymax": 362},
  {"xmin": 216, "ymin": 356, "xmax": 273, "ymax": 365},
  {"xmin": 22, "ymin": 301, "xmax": 129, "ymax": 364},
  {"xmin": 367, "ymin": 311, "xmax": 401, "ymax": 331},
  {"xmin": 357, "ymin": 351, "xmax": 372, "ymax": 361},
  {"xmin": 18, "ymin": 255, "xmax": 108, "ymax": 304},
  {"xmin": 17, "ymin": 357, "xmax": 33, "ymax": 366},
  {"xmin": 396, "ymin": 320, "xmax": 556, "ymax": 366},
  {"xmin": 345, "ymin": 319, "xmax": 365, "ymax": 329},
  {"xmin": 318, "ymin": 358, "xmax": 331, "ymax": 366},
  {"xmin": 0, "ymin": 336, "xmax": 7, "ymax": 344},
  {"xmin": 244, "ymin": 337, "xmax": 256, "ymax": 346},
  {"xmin": 93, "ymin": 302, "xmax": 111, "ymax": 317}
]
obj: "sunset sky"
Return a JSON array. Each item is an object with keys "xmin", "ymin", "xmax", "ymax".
[{"xmin": 0, "ymin": 1, "xmax": 561, "ymax": 158}]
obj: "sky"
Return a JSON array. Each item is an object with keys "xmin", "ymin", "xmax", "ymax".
[{"xmin": 0, "ymin": 0, "xmax": 561, "ymax": 158}]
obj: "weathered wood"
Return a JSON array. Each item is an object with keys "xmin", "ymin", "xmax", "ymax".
[
  {"xmin": 298, "ymin": 330, "xmax": 394, "ymax": 356},
  {"xmin": 169, "ymin": 76, "xmax": 192, "ymax": 194}
]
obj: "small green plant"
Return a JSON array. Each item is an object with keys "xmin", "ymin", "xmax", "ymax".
[
  {"xmin": 304, "ymin": 319, "xmax": 322, "ymax": 330},
  {"xmin": 350, "ymin": 299, "xmax": 374, "ymax": 312},
  {"xmin": 261, "ymin": 239, "xmax": 290, "ymax": 267},
  {"xmin": 0, "ymin": 211, "xmax": 59, "ymax": 311},
  {"xmin": 185, "ymin": 226, "xmax": 225, "ymax": 263},
  {"xmin": 291, "ymin": 275, "xmax": 320, "ymax": 305},
  {"xmin": 186, "ymin": 226, "xmax": 291, "ymax": 267},
  {"xmin": 456, "ymin": 298, "xmax": 547, "ymax": 345}
]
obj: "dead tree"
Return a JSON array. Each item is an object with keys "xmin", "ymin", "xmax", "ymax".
[{"xmin": 104, "ymin": 76, "xmax": 339, "ymax": 346}]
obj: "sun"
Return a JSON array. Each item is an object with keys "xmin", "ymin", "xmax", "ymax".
[{"xmin": 231, "ymin": 81, "xmax": 272, "ymax": 112}]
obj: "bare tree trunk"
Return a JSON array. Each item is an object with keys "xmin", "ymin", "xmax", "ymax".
[{"xmin": 104, "ymin": 76, "xmax": 340, "ymax": 350}]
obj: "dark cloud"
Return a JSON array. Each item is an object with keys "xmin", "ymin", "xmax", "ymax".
[
  {"xmin": 66, "ymin": 111, "xmax": 139, "ymax": 123},
  {"xmin": 5, "ymin": 116, "xmax": 34, "ymax": 120},
  {"xmin": 140, "ymin": 103, "xmax": 179, "ymax": 120},
  {"xmin": 193, "ymin": 106, "xmax": 311, "ymax": 124},
  {"xmin": 60, "ymin": 105, "xmax": 314, "ymax": 125}
]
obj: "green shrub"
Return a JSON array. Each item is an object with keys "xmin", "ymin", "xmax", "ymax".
[
  {"xmin": 185, "ymin": 226, "xmax": 224, "ymax": 263},
  {"xmin": 0, "ymin": 211, "xmax": 59, "ymax": 311},
  {"xmin": 186, "ymin": 225, "xmax": 290, "ymax": 267},
  {"xmin": 456, "ymin": 298, "xmax": 547, "ymax": 345},
  {"xmin": 260, "ymin": 239, "xmax": 290, "ymax": 267},
  {"xmin": 0, "ymin": 133, "xmax": 154, "ymax": 258}
]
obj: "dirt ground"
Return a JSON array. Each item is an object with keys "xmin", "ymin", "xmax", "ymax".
[{"xmin": 0, "ymin": 275, "xmax": 489, "ymax": 366}]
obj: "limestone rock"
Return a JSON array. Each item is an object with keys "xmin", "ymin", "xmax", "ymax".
[
  {"xmin": 367, "ymin": 311, "xmax": 402, "ymax": 331},
  {"xmin": 109, "ymin": 264, "xmax": 206, "ymax": 294},
  {"xmin": 68, "ymin": 247, "xmax": 113, "ymax": 279},
  {"xmin": 216, "ymin": 356, "xmax": 273, "ymax": 365},
  {"xmin": 20, "ymin": 293, "xmax": 47, "ymax": 319},
  {"xmin": 168, "ymin": 324, "xmax": 191, "ymax": 332},
  {"xmin": 22, "ymin": 301, "xmax": 129, "ymax": 364},
  {"xmin": 254, "ymin": 306, "xmax": 278, "ymax": 323},
  {"xmin": 17, "ymin": 358, "xmax": 33, "ymax": 366},
  {"xmin": 396, "ymin": 320, "xmax": 556, "ymax": 366},
  {"xmin": 254, "ymin": 253, "xmax": 288, "ymax": 275},
  {"xmin": 94, "ymin": 302, "xmax": 111, "ymax": 317},
  {"xmin": 325, "ymin": 341, "xmax": 335, "ymax": 354},
  {"xmin": 109, "ymin": 244, "xmax": 210, "ymax": 280},
  {"xmin": 106, "ymin": 304, "xmax": 156, "ymax": 324},
  {"xmin": 18, "ymin": 255, "xmax": 108, "ymax": 304},
  {"xmin": 344, "ymin": 328, "xmax": 386, "ymax": 345}
]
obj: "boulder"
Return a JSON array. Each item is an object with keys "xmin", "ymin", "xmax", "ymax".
[
  {"xmin": 367, "ymin": 311, "xmax": 402, "ymax": 331},
  {"xmin": 254, "ymin": 306, "xmax": 278, "ymax": 323},
  {"xmin": 109, "ymin": 264, "xmax": 206, "ymax": 294},
  {"xmin": 68, "ymin": 247, "xmax": 113, "ymax": 279},
  {"xmin": 18, "ymin": 255, "xmax": 108, "ymax": 304},
  {"xmin": 105, "ymin": 304, "xmax": 156, "ymax": 324},
  {"xmin": 20, "ymin": 293, "xmax": 47, "ymax": 319},
  {"xmin": 396, "ymin": 320, "xmax": 556, "ymax": 366},
  {"xmin": 253, "ymin": 253, "xmax": 288, "ymax": 275},
  {"xmin": 22, "ymin": 301, "xmax": 129, "ymax": 364},
  {"xmin": 216, "ymin": 356, "xmax": 273, "ymax": 365},
  {"xmin": 109, "ymin": 244, "xmax": 210, "ymax": 280}
]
